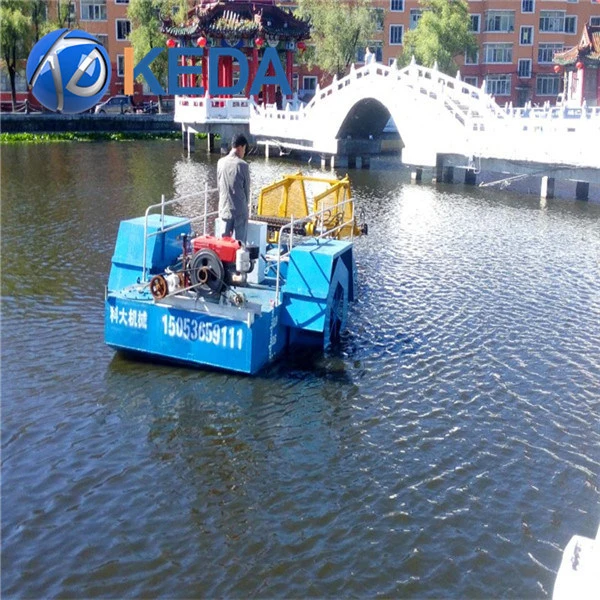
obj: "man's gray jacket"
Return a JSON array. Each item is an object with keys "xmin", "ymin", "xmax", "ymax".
[{"xmin": 217, "ymin": 150, "xmax": 250, "ymax": 221}]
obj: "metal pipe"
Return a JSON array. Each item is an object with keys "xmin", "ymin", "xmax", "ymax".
[
  {"xmin": 141, "ymin": 188, "xmax": 218, "ymax": 282},
  {"xmin": 203, "ymin": 181, "xmax": 209, "ymax": 235}
]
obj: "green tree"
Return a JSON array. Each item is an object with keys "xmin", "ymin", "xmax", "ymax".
[
  {"xmin": 129, "ymin": 0, "xmax": 184, "ymax": 112},
  {"xmin": 48, "ymin": 1, "xmax": 77, "ymax": 31},
  {"xmin": 34, "ymin": 1, "xmax": 79, "ymax": 38},
  {"xmin": 30, "ymin": 0, "xmax": 49, "ymax": 42},
  {"xmin": 295, "ymin": 0, "xmax": 377, "ymax": 80},
  {"xmin": 0, "ymin": 0, "xmax": 33, "ymax": 111},
  {"xmin": 398, "ymin": 0, "xmax": 477, "ymax": 76}
]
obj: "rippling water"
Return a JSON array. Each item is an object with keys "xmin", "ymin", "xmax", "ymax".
[{"xmin": 2, "ymin": 142, "xmax": 599, "ymax": 598}]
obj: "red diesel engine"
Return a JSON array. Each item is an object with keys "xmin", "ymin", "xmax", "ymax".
[{"xmin": 189, "ymin": 235, "xmax": 259, "ymax": 296}]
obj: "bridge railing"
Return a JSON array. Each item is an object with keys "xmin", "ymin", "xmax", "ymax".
[
  {"xmin": 501, "ymin": 102, "xmax": 600, "ymax": 120},
  {"xmin": 175, "ymin": 95, "xmax": 251, "ymax": 123},
  {"xmin": 250, "ymin": 59, "xmax": 506, "ymax": 137},
  {"xmin": 247, "ymin": 60, "xmax": 600, "ymax": 166}
]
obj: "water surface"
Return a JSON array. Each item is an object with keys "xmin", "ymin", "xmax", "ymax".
[{"xmin": 2, "ymin": 142, "xmax": 599, "ymax": 598}]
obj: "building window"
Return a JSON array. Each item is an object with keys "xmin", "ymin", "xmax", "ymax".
[
  {"xmin": 486, "ymin": 74, "xmax": 511, "ymax": 96},
  {"xmin": 81, "ymin": 0, "xmax": 106, "ymax": 21},
  {"xmin": 409, "ymin": 9, "xmax": 422, "ymax": 30},
  {"xmin": 518, "ymin": 59, "xmax": 532, "ymax": 78},
  {"xmin": 464, "ymin": 76, "xmax": 478, "ymax": 87},
  {"xmin": 96, "ymin": 34, "xmax": 108, "ymax": 48},
  {"xmin": 302, "ymin": 76, "xmax": 317, "ymax": 92},
  {"xmin": 470, "ymin": 15, "xmax": 481, "ymax": 34},
  {"xmin": 63, "ymin": 2, "xmax": 76, "ymax": 22},
  {"xmin": 117, "ymin": 55, "xmax": 125, "ymax": 77},
  {"xmin": 390, "ymin": 0, "xmax": 404, "ymax": 11},
  {"xmin": 389, "ymin": 24, "xmax": 403, "ymax": 45},
  {"xmin": 115, "ymin": 0, "xmax": 129, "ymax": 4},
  {"xmin": 1, "ymin": 71, "xmax": 28, "ymax": 92},
  {"xmin": 564, "ymin": 16, "xmax": 577, "ymax": 34},
  {"xmin": 116, "ymin": 19, "xmax": 131, "ymax": 41},
  {"xmin": 35, "ymin": 3, "xmax": 49, "ymax": 20},
  {"xmin": 485, "ymin": 11, "xmax": 515, "ymax": 33},
  {"xmin": 521, "ymin": 0, "xmax": 534, "ymax": 13},
  {"xmin": 538, "ymin": 43, "xmax": 563, "ymax": 64},
  {"xmin": 483, "ymin": 43, "xmax": 513, "ymax": 64},
  {"xmin": 539, "ymin": 11, "xmax": 567, "ymax": 33},
  {"xmin": 520, "ymin": 26, "xmax": 533, "ymax": 46},
  {"xmin": 465, "ymin": 48, "xmax": 479, "ymax": 65},
  {"xmin": 357, "ymin": 43, "xmax": 382, "ymax": 63},
  {"xmin": 591, "ymin": 16, "xmax": 600, "ymax": 27},
  {"xmin": 536, "ymin": 75, "xmax": 560, "ymax": 96},
  {"xmin": 373, "ymin": 8, "xmax": 384, "ymax": 32},
  {"xmin": 372, "ymin": 42, "xmax": 383, "ymax": 63}
]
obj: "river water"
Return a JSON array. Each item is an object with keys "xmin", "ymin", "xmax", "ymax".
[{"xmin": 2, "ymin": 141, "xmax": 599, "ymax": 599}]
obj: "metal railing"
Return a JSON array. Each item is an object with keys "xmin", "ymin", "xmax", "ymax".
[
  {"xmin": 141, "ymin": 182, "xmax": 218, "ymax": 282},
  {"xmin": 272, "ymin": 196, "xmax": 355, "ymax": 305}
]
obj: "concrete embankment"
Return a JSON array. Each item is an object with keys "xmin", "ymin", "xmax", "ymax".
[{"xmin": 0, "ymin": 113, "xmax": 179, "ymax": 134}]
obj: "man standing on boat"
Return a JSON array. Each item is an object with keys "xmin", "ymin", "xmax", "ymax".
[{"xmin": 217, "ymin": 133, "xmax": 250, "ymax": 244}]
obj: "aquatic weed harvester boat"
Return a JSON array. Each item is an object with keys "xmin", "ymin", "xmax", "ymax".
[{"xmin": 105, "ymin": 174, "xmax": 367, "ymax": 374}]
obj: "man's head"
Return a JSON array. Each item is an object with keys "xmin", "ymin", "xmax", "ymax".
[{"xmin": 232, "ymin": 133, "xmax": 248, "ymax": 157}]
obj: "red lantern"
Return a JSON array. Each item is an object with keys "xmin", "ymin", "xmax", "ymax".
[
  {"xmin": 576, "ymin": 61, "xmax": 584, "ymax": 70},
  {"xmin": 166, "ymin": 38, "xmax": 177, "ymax": 48},
  {"xmin": 197, "ymin": 36, "xmax": 207, "ymax": 48},
  {"xmin": 297, "ymin": 41, "xmax": 306, "ymax": 52},
  {"xmin": 255, "ymin": 37, "xmax": 264, "ymax": 48},
  {"xmin": 553, "ymin": 64, "xmax": 561, "ymax": 73}
]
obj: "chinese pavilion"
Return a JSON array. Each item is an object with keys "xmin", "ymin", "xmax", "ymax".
[
  {"xmin": 553, "ymin": 23, "xmax": 600, "ymax": 107},
  {"xmin": 160, "ymin": 0, "xmax": 310, "ymax": 105}
]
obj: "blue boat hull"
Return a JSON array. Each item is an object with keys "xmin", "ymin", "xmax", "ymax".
[
  {"xmin": 106, "ymin": 289, "xmax": 288, "ymax": 375},
  {"xmin": 104, "ymin": 205, "xmax": 359, "ymax": 375}
]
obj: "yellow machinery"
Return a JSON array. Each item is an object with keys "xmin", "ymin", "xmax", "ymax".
[{"xmin": 255, "ymin": 173, "xmax": 366, "ymax": 242}]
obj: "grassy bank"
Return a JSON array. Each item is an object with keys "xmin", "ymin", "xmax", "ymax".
[{"xmin": 0, "ymin": 131, "xmax": 189, "ymax": 144}]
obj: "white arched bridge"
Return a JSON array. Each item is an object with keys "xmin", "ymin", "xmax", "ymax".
[{"xmin": 175, "ymin": 60, "xmax": 600, "ymax": 186}]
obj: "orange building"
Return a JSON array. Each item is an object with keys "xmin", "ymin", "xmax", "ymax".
[
  {"xmin": 2, "ymin": 0, "xmax": 599, "ymax": 107},
  {"xmin": 373, "ymin": 0, "xmax": 600, "ymax": 107}
]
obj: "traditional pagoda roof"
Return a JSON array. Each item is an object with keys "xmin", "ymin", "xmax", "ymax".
[
  {"xmin": 161, "ymin": 0, "xmax": 311, "ymax": 43},
  {"xmin": 554, "ymin": 23, "xmax": 600, "ymax": 66}
]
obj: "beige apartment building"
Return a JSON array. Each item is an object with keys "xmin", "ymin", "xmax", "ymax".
[
  {"xmin": 2, "ymin": 0, "xmax": 599, "ymax": 107},
  {"xmin": 372, "ymin": 0, "xmax": 600, "ymax": 106}
]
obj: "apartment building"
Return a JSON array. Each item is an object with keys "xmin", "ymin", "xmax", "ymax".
[
  {"xmin": 2, "ymin": 0, "xmax": 599, "ymax": 107},
  {"xmin": 374, "ymin": 0, "xmax": 600, "ymax": 106}
]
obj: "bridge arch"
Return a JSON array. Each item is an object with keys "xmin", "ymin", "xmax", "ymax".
[
  {"xmin": 336, "ymin": 97, "xmax": 391, "ymax": 140},
  {"xmin": 249, "ymin": 63, "xmax": 513, "ymax": 166},
  {"xmin": 179, "ymin": 62, "xmax": 600, "ymax": 170}
]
